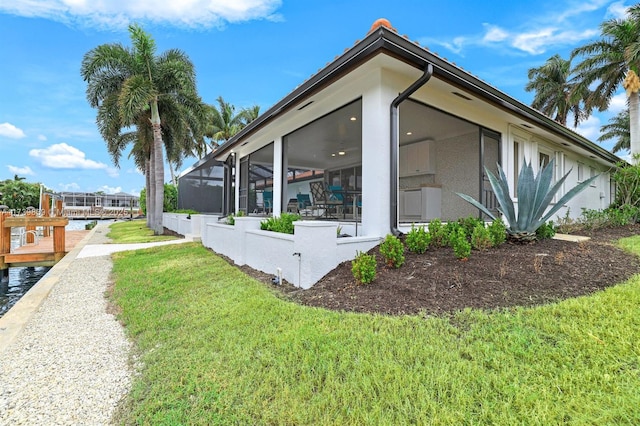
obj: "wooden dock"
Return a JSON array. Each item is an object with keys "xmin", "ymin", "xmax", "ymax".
[
  {"xmin": 1, "ymin": 213, "xmax": 88, "ymax": 276},
  {"xmin": 5, "ymin": 230, "xmax": 89, "ymax": 267}
]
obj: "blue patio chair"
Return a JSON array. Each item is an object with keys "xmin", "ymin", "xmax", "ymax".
[
  {"xmin": 296, "ymin": 193, "xmax": 311, "ymax": 213},
  {"xmin": 327, "ymin": 185, "xmax": 344, "ymax": 202},
  {"xmin": 262, "ymin": 190, "xmax": 273, "ymax": 214}
]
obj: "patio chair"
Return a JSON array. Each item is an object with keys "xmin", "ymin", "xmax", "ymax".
[
  {"xmin": 309, "ymin": 181, "xmax": 342, "ymax": 218},
  {"xmin": 296, "ymin": 193, "xmax": 312, "ymax": 216},
  {"xmin": 262, "ymin": 191, "xmax": 273, "ymax": 214}
]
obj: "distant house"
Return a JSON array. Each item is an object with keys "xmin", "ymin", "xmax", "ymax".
[
  {"xmin": 189, "ymin": 18, "xmax": 619, "ymax": 238},
  {"xmin": 60, "ymin": 191, "xmax": 140, "ymax": 218}
]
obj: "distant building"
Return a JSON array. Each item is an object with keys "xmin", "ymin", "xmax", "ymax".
[{"xmin": 60, "ymin": 191, "xmax": 140, "ymax": 218}]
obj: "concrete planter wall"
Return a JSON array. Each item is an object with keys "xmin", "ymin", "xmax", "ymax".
[{"xmin": 163, "ymin": 213, "xmax": 380, "ymax": 289}]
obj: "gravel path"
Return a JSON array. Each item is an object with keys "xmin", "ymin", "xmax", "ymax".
[{"xmin": 0, "ymin": 225, "xmax": 131, "ymax": 425}]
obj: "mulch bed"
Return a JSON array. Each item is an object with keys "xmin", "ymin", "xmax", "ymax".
[{"xmin": 241, "ymin": 225, "xmax": 640, "ymax": 316}]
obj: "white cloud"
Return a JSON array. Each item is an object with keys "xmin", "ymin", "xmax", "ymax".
[
  {"xmin": 7, "ymin": 165, "xmax": 35, "ymax": 176},
  {"xmin": 606, "ymin": 1, "xmax": 630, "ymax": 19},
  {"xmin": 37, "ymin": 134, "xmax": 47, "ymax": 141},
  {"xmin": 97, "ymin": 185, "xmax": 122, "ymax": 194},
  {"xmin": 29, "ymin": 142, "xmax": 111, "ymax": 172},
  {"xmin": 59, "ymin": 182, "xmax": 81, "ymax": 191},
  {"xmin": 0, "ymin": 122, "xmax": 26, "ymax": 139},
  {"xmin": 423, "ymin": 1, "xmax": 609, "ymax": 56},
  {"xmin": 574, "ymin": 115, "xmax": 602, "ymax": 141},
  {"xmin": 609, "ymin": 92, "xmax": 628, "ymax": 113},
  {"xmin": 0, "ymin": 0, "xmax": 283, "ymax": 29},
  {"xmin": 556, "ymin": 0, "xmax": 613, "ymax": 22},
  {"xmin": 512, "ymin": 28, "xmax": 598, "ymax": 55},
  {"xmin": 482, "ymin": 24, "xmax": 508, "ymax": 43}
]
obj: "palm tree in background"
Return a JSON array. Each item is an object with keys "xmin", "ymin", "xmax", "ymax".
[
  {"xmin": 525, "ymin": 54, "xmax": 588, "ymax": 127},
  {"xmin": 81, "ymin": 24, "xmax": 204, "ymax": 234},
  {"xmin": 205, "ymin": 96, "xmax": 260, "ymax": 149},
  {"xmin": 572, "ymin": 5, "xmax": 640, "ymax": 157},
  {"xmin": 598, "ymin": 109, "xmax": 630, "ymax": 153},
  {"xmin": 239, "ymin": 104, "xmax": 261, "ymax": 126}
]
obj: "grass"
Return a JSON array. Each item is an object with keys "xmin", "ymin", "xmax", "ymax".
[
  {"xmin": 107, "ymin": 220, "xmax": 178, "ymax": 243},
  {"xmin": 110, "ymin": 237, "xmax": 640, "ymax": 424}
]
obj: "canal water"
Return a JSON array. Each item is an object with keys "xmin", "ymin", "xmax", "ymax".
[{"xmin": 0, "ymin": 220, "xmax": 101, "ymax": 318}]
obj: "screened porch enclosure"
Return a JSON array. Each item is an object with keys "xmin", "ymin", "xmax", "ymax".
[
  {"xmin": 398, "ymin": 100, "xmax": 501, "ymax": 223},
  {"xmin": 177, "ymin": 157, "xmax": 224, "ymax": 213},
  {"xmin": 238, "ymin": 99, "xmax": 363, "ymax": 219}
]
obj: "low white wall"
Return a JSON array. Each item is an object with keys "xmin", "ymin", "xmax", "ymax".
[
  {"xmin": 165, "ymin": 213, "xmax": 382, "ymax": 289},
  {"xmin": 163, "ymin": 213, "xmax": 179, "ymax": 232}
]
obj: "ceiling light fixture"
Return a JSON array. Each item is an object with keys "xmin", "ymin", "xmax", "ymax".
[
  {"xmin": 338, "ymin": 151, "xmax": 346, "ymax": 156},
  {"xmin": 331, "ymin": 153, "xmax": 336, "ymax": 157},
  {"xmin": 406, "ymin": 131, "xmax": 413, "ymax": 136},
  {"xmin": 350, "ymin": 116, "xmax": 357, "ymax": 121}
]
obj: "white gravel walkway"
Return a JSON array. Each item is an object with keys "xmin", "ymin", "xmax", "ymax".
[{"xmin": 0, "ymin": 223, "xmax": 192, "ymax": 425}]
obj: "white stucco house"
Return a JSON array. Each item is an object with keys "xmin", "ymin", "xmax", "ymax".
[{"xmin": 173, "ymin": 19, "xmax": 622, "ymax": 288}]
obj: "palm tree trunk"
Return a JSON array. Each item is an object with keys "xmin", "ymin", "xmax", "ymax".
[
  {"xmin": 630, "ymin": 91, "xmax": 640, "ymax": 161},
  {"xmin": 151, "ymin": 99, "xmax": 165, "ymax": 235},
  {"xmin": 145, "ymin": 158, "xmax": 152, "ymax": 228}
]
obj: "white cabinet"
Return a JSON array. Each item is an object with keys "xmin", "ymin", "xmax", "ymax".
[
  {"xmin": 402, "ymin": 189, "xmax": 422, "ymax": 217},
  {"xmin": 399, "ymin": 187, "xmax": 441, "ymax": 220},
  {"xmin": 399, "ymin": 140, "xmax": 435, "ymax": 177}
]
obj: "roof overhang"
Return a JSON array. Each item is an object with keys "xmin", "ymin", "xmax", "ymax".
[{"xmin": 214, "ymin": 26, "xmax": 622, "ymax": 166}]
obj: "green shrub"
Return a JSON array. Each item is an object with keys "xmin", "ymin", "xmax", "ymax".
[
  {"xmin": 380, "ymin": 234, "xmax": 405, "ymax": 268},
  {"xmin": 444, "ymin": 221, "xmax": 463, "ymax": 247},
  {"xmin": 351, "ymin": 251, "xmax": 377, "ymax": 284},
  {"xmin": 174, "ymin": 209, "xmax": 198, "ymax": 215},
  {"xmin": 428, "ymin": 219, "xmax": 447, "ymax": 247},
  {"xmin": 458, "ymin": 216, "xmax": 484, "ymax": 239},
  {"xmin": 452, "ymin": 228, "xmax": 471, "ymax": 260},
  {"xmin": 226, "ymin": 210, "xmax": 245, "ymax": 225},
  {"xmin": 488, "ymin": 217, "xmax": 507, "ymax": 246},
  {"xmin": 536, "ymin": 221, "xmax": 556, "ymax": 239},
  {"xmin": 612, "ymin": 159, "xmax": 640, "ymax": 208},
  {"xmin": 471, "ymin": 223, "xmax": 492, "ymax": 250},
  {"xmin": 260, "ymin": 213, "xmax": 300, "ymax": 234},
  {"xmin": 405, "ymin": 224, "xmax": 431, "ymax": 254}
]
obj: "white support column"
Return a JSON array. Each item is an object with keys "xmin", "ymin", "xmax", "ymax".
[
  {"xmin": 361, "ymin": 69, "xmax": 398, "ymax": 237},
  {"xmin": 273, "ymin": 137, "xmax": 283, "ymax": 216},
  {"xmin": 234, "ymin": 156, "xmax": 241, "ymax": 213}
]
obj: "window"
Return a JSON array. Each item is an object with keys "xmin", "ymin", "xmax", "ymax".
[
  {"xmin": 514, "ymin": 141, "xmax": 520, "ymax": 196},
  {"xmin": 539, "ymin": 152, "xmax": 550, "ymax": 168},
  {"xmin": 577, "ymin": 162, "xmax": 584, "ymax": 182},
  {"xmin": 589, "ymin": 166, "xmax": 597, "ymax": 187}
]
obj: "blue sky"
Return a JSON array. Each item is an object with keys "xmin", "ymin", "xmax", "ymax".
[{"xmin": 0, "ymin": 0, "xmax": 631, "ymax": 195}]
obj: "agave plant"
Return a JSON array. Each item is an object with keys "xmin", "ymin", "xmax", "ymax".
[{"xmin": 457, "ymin": 159, "xmax": 598, "ymax": 241}]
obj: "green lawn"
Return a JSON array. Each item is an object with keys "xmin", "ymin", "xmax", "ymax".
[
  {"xmin": 110, "ymin": 236, "xmax": 640, "ymax": 425},
  {"xmin": 107, "ymin": 220, "xmax": 178, "ymax": 243}
]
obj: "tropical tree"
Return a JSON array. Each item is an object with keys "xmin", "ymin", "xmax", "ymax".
[
  {"xmin": 81, "ymin": 23, "xmax": 204, "ymax": 234},
  {"xmin": 598, "ymin": 109, "xmax": 630, "ymax": 153},
  {"xmin": 525, "ymin": 54, "xmax": 588, "ymax": 127},
  {"xmin": 0, "ymin": 178, "xmax": 42, "ymax": 211},
  {"xmin": 205, "ymin": 96, "xmax": 260, "ymax": 148},
  {"xmin": 572, "ymin": 5, "xmax": 640, "ymax": 157},
  {"xmin": 239, "ymin": 104, "xmax": 261, "ymax": 126}
]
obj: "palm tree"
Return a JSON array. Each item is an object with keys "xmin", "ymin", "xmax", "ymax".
[
  {"xmin": 204, "ymin": 97, "xmax": 260, "ymax": 149},
  {"xmin": 81, "ymin": 24, "xmax": 203, "ymax": 234},
  {"xmin": 239, "ymin": 104, "xmax": 261, "ymax": 126},
  {"xmin": 572, "ymin": 5, "xmax": 640, "ymax": 157},
  {"xmin": 598, "ymin": 109, "xmax": 631, "ymax": 153},
  {"xmin": 525, "ymin": 54, "xmax": 588, "ymax": 127},
  {"xmin": 205, "ymin": 96, "xmax": 244, "ymax": 148}
]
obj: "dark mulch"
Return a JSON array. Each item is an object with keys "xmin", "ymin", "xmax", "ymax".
[{"xmin": 244, "ymin": 225, "xmax": 640, "ymax": 316}]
